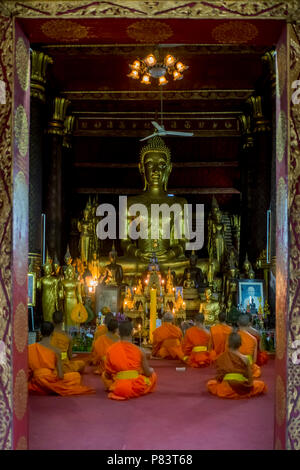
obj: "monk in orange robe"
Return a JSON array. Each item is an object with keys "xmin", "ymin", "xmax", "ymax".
[
  {"xmin": 238, "ymin": 315, "xmax": 261, "ymax": 378},
  {"xmin": 93, "ymin": 317, "xmax": 119, "ymax": 375},
  {"xmin": 90, "ymin": 312, "xmax": 115, "ymax": 365},
  {"xmin": 102, "ymin": 320, "xmax": 157, "ymax": 401},
  {"xmin": 28, "ymin": 322, "xmax": 95, "ymax": 396},
  {"xmin": 152, "ymin": 312, "xmax": 184, "ymax": 360},
  {"xmin": 210, "ymin": 311, "xmax": 232, "ymax": 360},
  {"xmin": 182, "ymin": 313, "xmax": 212, "ymax": 367},
  {"xmin": 50, "ymin": 310, "xmax": 85, "ymax": 373},
  {"xmin": 244, "ymin": 323, "xmax": 268, "ymax": 366},
  {"xmin": 207, "ymin": 332, "xmax": 267, "ymax": 399}
]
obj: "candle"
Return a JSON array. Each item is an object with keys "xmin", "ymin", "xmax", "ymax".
[{"xmin": 149, "ymin": 287, "xmax": 157, "ymax": 343}]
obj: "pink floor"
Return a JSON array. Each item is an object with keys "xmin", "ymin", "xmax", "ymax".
[{"xmin": 29, "ymin": 357, "xmax": 275, "ymax": 450}]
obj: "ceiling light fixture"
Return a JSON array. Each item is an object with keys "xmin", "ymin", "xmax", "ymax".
[{"xmin": 128, "ymin": 50, "xmax": 189, "ymax": 86}]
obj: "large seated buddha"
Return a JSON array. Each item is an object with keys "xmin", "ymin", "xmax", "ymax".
[{"xmin": 98, "ymin": 136, "xmax": 216, "ymax": 279}]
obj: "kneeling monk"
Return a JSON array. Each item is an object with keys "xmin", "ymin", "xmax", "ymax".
[
  {"xmin": 152, "ymin": 312, "xmax": 184, "ymax": 360},
  {"xmin": 207, "ymin": 332, "xmax": 267, "ymax": 399},
  {"xmin": 51, "ymin": 310, "xmax": 85, "ymax": 374},
  {"xmin": 90, "ymin": 312, "xmax": 115, "ymax": 365},
  {"xmin": 28, "ymin": 322, "xmax": 95, "ymax": 396},
  {"xmin": 182, "ymin": 313, "xmax": 212, "ymax": 367},
  {"xmin": 93, "ymin": 317, "xmax": 119, "ymax": 375},
  {"xmin": 102, "ymin": 320, "xmax": 157, "ymax": 401},
  {"xmin": 238, "ymin": 315, "xmax": 261, "ymax": 378},
  {"xmin": 210, "ymin": 311, "xmax": 232, "ymax": 360}
]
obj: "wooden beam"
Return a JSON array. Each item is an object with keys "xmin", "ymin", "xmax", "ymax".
[
  {"xmin": 76, "ymin": 187, "xmax": 240, "ymax": 195},
  {"xmin": 74, "ymin": 161, "xmax": 239, "ymax": 169}
]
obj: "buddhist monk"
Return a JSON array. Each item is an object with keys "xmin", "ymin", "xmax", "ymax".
[
  {"xmin": 93, "ymin": 317, "xmax": 119, "ymax": 375},
  {"xmin": 51, "ymin": 310, "xmax": 86, "ymax": 373},
  {"xmin": 90, "ymin": 312, "xmax": 115, "ymax": 365},
  {"xmin": 210, "ymin": 311, "xmax": 232, "ymax": 360},
  {"xmin": 102, "ymin": 320, "xmax": 157, "ymax": 401},
  {"xmin": 244, "ymin": 321, "xmax": 268, "ymax": 366},
  {"xmin": 238, "ymin": 315, "xmax": 261, "ymax": 378},
  {"xmin": 182, "ymin": 313, "xmax": 212, "ymax": 367},
  {"xmin": 207, "ymin": 332, "xmax": 267, "ymax": 399},
  {"xmin": 28, "ymin": 322, "xmax": 95, "ymax": 396},
  {"xmin": 152, "ymin": 312, "xmax": 184, "ymax": 360}
]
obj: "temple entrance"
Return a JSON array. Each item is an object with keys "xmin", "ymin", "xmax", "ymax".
[{"xmin": 0, "ymin": 1, "xmax": 299, "ymax": 450}]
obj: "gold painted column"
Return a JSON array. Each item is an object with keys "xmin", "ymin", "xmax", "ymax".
[
  {"xmin": 62, "ymin": 115, "xmax": 75, "ymax": 255},
  {"xmin": 29, "ymin": 50, "xmax": 53, "ymax": 275},
  {"xmin": 45, "ymin": 97, "xmax": 70, "ymax": 261}
]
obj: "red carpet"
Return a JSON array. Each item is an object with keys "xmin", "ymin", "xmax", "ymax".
[{"xmin": 29, "ymin": 357, "xmax": 275, "ymax": 450}]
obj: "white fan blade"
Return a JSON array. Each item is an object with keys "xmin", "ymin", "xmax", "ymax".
[
  {"xmin": 151, "ymin": 121, "xmax": 164, "ymax": 132},
  {"xmin": 164, "ymin": 131, "xmax": 194, "ymax": 137},
  {"xmin": 140, "ymin": 133, "xmax": 157, "ymax": 142}
]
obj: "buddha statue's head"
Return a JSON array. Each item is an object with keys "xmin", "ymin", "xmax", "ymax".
[
  {"xmin": 243, "ymin": 253, "xmax": 251, "ymax": 273},
  {"xmin": 139, "ymin": 136, "xmax": 171, "ymax": 191},
  {"xmin": 83, "ymin": 208, "xmax": 89, "ymax": 220},
  {"xmin": 65, "ymin": 264, "xmax": 75, "ymax": 280},
  {"xmin": 205, "ymin": 288, "xmax": 212, "ymax": 301},
  {"xmin": 43, "ymin": 261, "xmax": 52, "ymax": 276}
]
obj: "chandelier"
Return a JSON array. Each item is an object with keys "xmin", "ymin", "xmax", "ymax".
[{"xmin": 127, "ymin": 51, "xmax": 189, "ymax": 86}]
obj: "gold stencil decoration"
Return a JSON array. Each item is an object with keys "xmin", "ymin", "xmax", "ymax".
[
  {"xmin": 41, "ymin": 20, "xmax": 89, "ymax": 41},
  {"xmin": 276, "ymin": 110, "xmax": 287, "ymax": 163},
  {"xmin": 127, "ymin": 20, "xmax": 173, "ymax": 43},
  {"xmin": 277, "ymin": 43, "xmax": 287, "ymax": 98},
  {"xmin": 14, "ymin": 302, "xmax": 27, "ymax": 353},
  {"xmin": 16, "ymin": 435, "xmax": 27, "ymax": 450},
  {"xmin": 287, "ymin": 417, "xmax": 300, "ymax": 449},
  {"xmin": 16, "ymin": 37, "xmax": 29, "ymax": 92},
  {"xmin": 276, "ymin": 375, "xmax": 286, "ymax": 427},
  {"xmin": 13, "ymin": 172, "xmax": 28, "ymax": 287},
  {"xmin": 276, "ymin": 308, "xmax": 286, "ymax": 360},
  {"xmin": 14, "ymin": 105, "xmax": 28, "ymax": 158},
  {"xmin": 212, "ymin": 21, "xmax": 258, "ymax": 44},
  {"xmin": 14, "ymin": 369, "xmax": 28, "ymax": 421}
]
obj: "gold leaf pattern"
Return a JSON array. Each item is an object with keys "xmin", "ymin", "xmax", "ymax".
[
  {"xmin": 276, "ymin": 375, "xmax": 286, "ymax": 427},
  {"xmin": 14, "ymin": 303, "xmax": 27, "ymax": 353},
  {"xmin": 276, "ymin": 110, "xmax": 287, "ymax": 163},
  {"xmin": 16, "ymin": 37, "xmax": 29, "ymax": 92},
  {"xmin": 13, "ymin": 369, "xmax": 27, "ymax": 421},
  {"xmin": 212, "ymin": 21, "xmax": 258, "ymax": 44},
  {"xmin": 14, "ymin": 105, "xmax": 28, "ymax": 158},
  {"xmin": 127, "ymin": 20, "xmax": 173, "ymax": 43}
]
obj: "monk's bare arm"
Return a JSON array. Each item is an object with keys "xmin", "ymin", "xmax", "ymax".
[{"xmin": 141, "ymin": 351, "xmax": 154, "ymax": 377}]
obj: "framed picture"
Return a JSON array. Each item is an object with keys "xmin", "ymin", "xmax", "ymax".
[
  {"xmin": 28, "ymin": 272, "xmax": 36, "ymax": 307},
  {"xmin": 238, "ymin": 279, "xmax": 264, "ymax": 312}
]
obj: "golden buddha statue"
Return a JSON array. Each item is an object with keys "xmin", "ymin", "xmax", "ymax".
[
  {"xmin": 183, "ymin": 271, "xmax": 195, "ymax": 289},
  {"xmin": 123, "ymin": 286, "xmax": 134, "ymax": 311},
  {"xmin": 225, "ymin": 264, "xmax": 238, "ymax": 304},
  {"xmin": 61, "ymin": 264, "xmax": 83, "ymax": 328},
  {"xmin": 105, "ymin": 243, "xmax": 123, "ymax": 286},
  {"xmin": 120, "ymin": 136, "xmax": 188, "ymax": 275},
  {"xmin": 211, "ymin": 210, "xmax": 226, "ymax": 268},
  {"xmin": 37, "ymin": 260, "xmax": 59, "ymax": 323},
  {"xmin": 135, "ymin": 278, "xmax": 144, "ymax": 295},
  {"xmin": 88, "ymin": 250, "xmax": 102, "ymax": 280},
  {"xmin": 199, "ymin": 287, "xmax": 221, "ymax": 327},
  {"xmin": 78, "ymin": 208, "xmax": 93, "ymax": 264},
  {"xmin": 166, "ymin": 267, "xmax": 175, "ymax": 295},
  {"xmin": 242, "ymin": 253, "xmax": 253, "ymax": 278}
]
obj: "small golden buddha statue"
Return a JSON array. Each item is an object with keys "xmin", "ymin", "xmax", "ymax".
[
  {"xmin": 78, "ymin": 208, "xmax": 93, "ymax": 264},
  {"xmin": 37, "ymin": 260, "xmax": 59, "ymax": 323},
  {"xmin": 183, "ymin": 271, "xmax": 195, "ymax": 289},
  {"xmin": 135, "ymin": 279, "xmax": 144, "ymax": 295},
  {"xmin": 123, "ymin": 286, "xmax": 134, "ymax": 311},
  {"xmin": 199, "ymin": 287, "xmax": 221, "ymax": 327},
  {"xmin": 88, "ymin": 250, "xmax": 102, "ymax": 280},
  {"xmin": 105, "ymin": 243, "xmax": 123, "ymax": 286},
  {"xmin": 183, "ymin": 250, "xmax": 204, "ymax": 288},
  {"xmin": 120, "ymin": 136, "xmax": 188, "ymax": 274},
  {"xmin": 242, "ymin": 253, "xmax": 253, "ymax": 279},
  {"xmin": 61, "ymin": 264, "xmax": 83, "ymax": 328},
  {"xmin": 166, "ymin": 267, "xmax": 175, "ymax": 295}
]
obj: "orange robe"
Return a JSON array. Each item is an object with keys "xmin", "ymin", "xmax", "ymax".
[
  {"xmin": 51, "ymin": 331, "xmax": 85, "ymax": 373},
  {"xmin": 152, "ymin": 323, "xmax": 184, "ymax": 360},
  {"xmin": 93, "ymin": 333, "xmax": 118, "ymax": 375},
  {"xmin": 182, "ymin": 326, "xmax": 211, "ymax": 367},
  {"xmin": 210, "ymin": 324, "xmax": 232, "ymax": 359},
  {"xmin": 90, "ymin": 325, "xmax": 108, "ymax": 365},
  {"xmin": 247, "ymin": 329, "xmax": 269, "ymax": 366},
  {"xmin": 207, "ymin": 351, "xmax": 267, "ymax": 399},
  {"xmin": 102, "ymin": 341, "xmax": 157, "ymax": 401},
  {"xmin": 239, "ymin": 330, "xmax": 261, "ymax": 378},
  {"xmin": 28, "ymin": 343, "xmax": 95, "ymax": 396}
]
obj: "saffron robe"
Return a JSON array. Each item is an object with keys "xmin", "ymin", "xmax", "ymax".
[
  {"xmin": 152, "ymin": 323, "xmax": 184, "ymax": 360},
  {"xmin": 90, "ymin": 325, "xmax": 108, "ymax": 365},
  {"xmin": 239, "ymin": 330, "xmax": 261, "ymax": 378},
  {"xmin": 210, "ymin": 324, "xmax": 232, "ymax": 359},
  {"xmin": 93, "ymin": 333, "xmax": 118, "ymax": 375},
  {"xmin": 182, "ymin": 326, "xmax": 211, "ymax": 367},
  {"xmin": 51, "ymin": 331, "xmax": 85, "ymax": 373},
  {"xmin": 207, "ymin": 351, "xmax": 267, "ymax": 399},
  {"xmin": 247, "ymin": 329, "xmax": 269, "ymax": 366},
  {"xmin": 102, "ymin": 341, "xmax": 157, "ymax": 401},
  {"xmin": 28, "ymin": 343, "xmax": 95, "ymax": 396}
]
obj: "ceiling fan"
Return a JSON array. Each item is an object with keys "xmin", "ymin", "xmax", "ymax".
[{"xmin": 140, "ymin": 88, "xmax": 194, "ymax": 142}]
